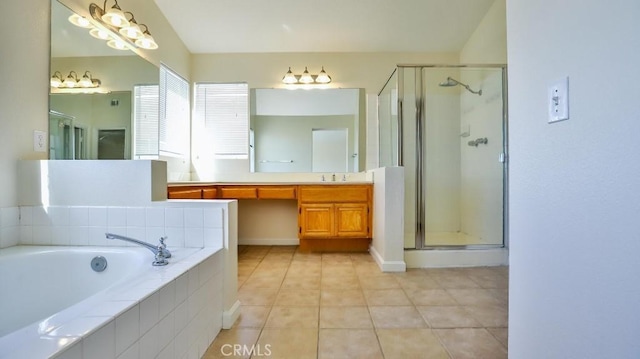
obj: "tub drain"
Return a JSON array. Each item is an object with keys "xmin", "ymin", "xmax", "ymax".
[{"xmin": 91, "ymin": 256, "xmax": 108, "ymax": 272}]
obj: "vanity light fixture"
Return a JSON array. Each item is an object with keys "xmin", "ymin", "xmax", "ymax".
[
  {"xmin": 315, "ymin": 67, "xmax": 332, "ymax": 84},
  {"xmin": 63, "ymin": 71, "xmax": 80, "ymax": 88},
  {"xmin": 282, "ymin": 66, "xmax": 332, "ymax": 85},
  {"xmin": 107, "ymin": 38, "xmax": 128, "ymax": 50},
  {"xmin": 135, "ymin": 24, "xmax": 159, "ymax": 50},
  {"xmin": 299, "ymin": 67, "xmax": 314, "ymax": 84},
  {"xmin": 68, "ymin": 13, "xmax": 92, "ymax": 28},
  {"xmin": 51, "ymin": 71, "xmax": 101, "ymax": 89},
  {"xmin": 50, "ymin": 71, "xmax": 63, "ymax": 88},
  {"xmin": 67, "ymin": 0, "xmax": 158, "ymax": 50},
  {"xmin": 89, "ymin": 27, "xmax": 110, "ymax": 40},
  {"xmin": 119, "ymin": 12, "xmax": 144, "ymax": 40},
  {"xmin": 100, "ymin": 0, "xmax": 129, "ymax": 28}
]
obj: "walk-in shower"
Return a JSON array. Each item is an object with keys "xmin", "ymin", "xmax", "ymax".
[{"xmin": 378, "ymin": 65, "xmax": 507, "ymax": 250}]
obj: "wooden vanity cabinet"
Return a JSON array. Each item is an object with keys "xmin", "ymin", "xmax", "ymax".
[
  {"xmin": 298, "ymin": 184, "xmax": 372, "ymax": 251},
  {"xmin": 169, "ymin": 183, "xmax": 373, "ymax": 252}
]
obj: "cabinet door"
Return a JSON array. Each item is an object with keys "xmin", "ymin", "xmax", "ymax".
[
  {"xmin": 299, "ymin": 204, "xmax": 334, "ymax": 238},
  {"xmin": 335, "ymin": 203, "xmax": 369, "ymax": 237}
]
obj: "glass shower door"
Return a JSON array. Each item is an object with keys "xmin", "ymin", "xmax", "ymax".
[
  {"xmin": 422, "ymin": 67, "xmax": 505, "ymax": 247},
  {"xmin": 387, "ymin": 65, "xmax": 506, "ymax": 249}
]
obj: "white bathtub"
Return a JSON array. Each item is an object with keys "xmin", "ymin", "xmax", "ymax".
[{"xmin": 0, "ymin": 245, "xmax": 224, "ymax": 359}]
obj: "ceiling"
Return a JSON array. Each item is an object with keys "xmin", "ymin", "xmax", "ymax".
[{"xmin": 154, "ymin": 0, "xmax": 497, "ymax": 54}]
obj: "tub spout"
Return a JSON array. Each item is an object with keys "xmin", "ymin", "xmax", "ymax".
[{"xmin": 105, "ymin": 233, "xmax": 172, "ymax": 259}]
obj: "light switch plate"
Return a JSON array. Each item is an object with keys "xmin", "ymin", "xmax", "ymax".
[
  {"xmin": 548, "ymin": 77, "xmax": 569, "ymax": 123},
  {"xmin": 33, "ymin": 130, "xmax": 47, "ymax": 152}
]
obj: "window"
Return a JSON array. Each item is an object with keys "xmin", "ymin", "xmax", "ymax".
[
  {"xmin": 194, "ymin": 83, "xmax": 249, "ymax": 158},
  {"xmin": 133, "ymin": 65, "xmax": 190, "ymax": 159},
  {"xmin": 133, "ymin": 84, "xmax": 159, "ymax": 158},
  {"xmin": 159, "ymin": 65, "xmax": 190, "ymax": 157}
]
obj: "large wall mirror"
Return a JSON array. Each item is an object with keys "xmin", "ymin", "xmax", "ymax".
[
  {"xmin": 50, "ymin": 0, "xmax": 159, "ymax": 159},
  {"xmin": 250, "ymin": 88, "xmax": 366, "ymax": 173}
]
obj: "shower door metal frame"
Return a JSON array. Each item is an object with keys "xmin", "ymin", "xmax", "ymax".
[{"xmin": 395, "ymin": 64, "xmax": 508, "ymax": 250}]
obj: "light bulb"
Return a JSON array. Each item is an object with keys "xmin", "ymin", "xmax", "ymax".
[
  {"xmin": 107, "ymin": 39, "xmax": 128, "ymax": 50},
  {"xmin": 90, "ymin": 28, "xmax": 110, "ymax": 40}
]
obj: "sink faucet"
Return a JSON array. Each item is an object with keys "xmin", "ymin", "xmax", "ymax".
[{"xmin": 105, "ymin": 233, "xmax": 172, "ymax": 266}]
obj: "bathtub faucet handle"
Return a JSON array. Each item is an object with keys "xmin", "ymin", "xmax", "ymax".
[
  {"xmin": 157, "ymin": 236, "xmax": 171, "ymax": 259},
  {"xmin": 153, "ymin": 246, "xmax": 169, "ymax": 266}
]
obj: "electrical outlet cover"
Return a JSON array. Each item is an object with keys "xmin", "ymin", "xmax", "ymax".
[
  {"xmin": 548, "ymin": 77, "xmax": 569, "ymax": 123},
  {"xmin": 33, "ymin": 130, "xmax": 47, "ymax": 152}
]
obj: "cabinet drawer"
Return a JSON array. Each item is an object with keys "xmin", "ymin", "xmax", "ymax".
[
  {"xmin": 168, "ymin": 188, "xmax": 202, "ymax": 199},
  {"xmin": 202, "ymin": 187, "xmax": 217, "ymax": 199},
  {"xmin": 299, "ymin": 185, "xmax": 370, "ymax": 203},
  {"xmin": 219, "ymin": 186, "xmax": 258, "ymax": 199},
  {"xmin": 258, "ymin": 186, "xmax": 297, "ymax": 199}
]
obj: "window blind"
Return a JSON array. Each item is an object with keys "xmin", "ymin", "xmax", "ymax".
[
  {"xmin": 194, "ymin": 82, "xmax": 249, "ymax": 158},
  {"xmin": 133, "ymin": 84, "xmax": 159, "ymax": 157},
  {"xmin": 159, "ymin": 65, "xmax": 190, "ymax": 157}
]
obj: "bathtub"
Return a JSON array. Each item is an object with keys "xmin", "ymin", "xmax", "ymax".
[{"xmin": 0, "ymin": 245, "xmax": 224, "ymax": 359}]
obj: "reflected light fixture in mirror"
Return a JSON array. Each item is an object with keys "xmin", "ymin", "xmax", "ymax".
[
  {"xmin": 68, "ymin": 13, "xmax": 92, "ymax": 28},
  {"xmin": 50, "ymin": 71, "xmax": 101, "ymax": 89},
  {"xmin": 282, "ymin": 66, "xmax": 332, "ymax": 84}
]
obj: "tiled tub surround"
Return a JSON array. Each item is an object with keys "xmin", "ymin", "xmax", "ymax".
[
  {"xmin": 0, "ymin": 207, "xmax": 20, "ymax": 248},
  {"xmin": 18, "ymin": 204, "xmax": 225, "ymax": 249},
  {"xmin": 1, "ymin": 246, "xmax": 222, "ymax": 359},
  {"xmin": 0, "ymin": 201, "xmax": 239, "ymax": 359}
]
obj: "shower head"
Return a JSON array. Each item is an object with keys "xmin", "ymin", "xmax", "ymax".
[
  {"xmin": 439, "ymin": 77, "xmax": 459, "ymax": 87},
  {"xmin": 438, "ymin": 77, "xmax": 482, "ymax": 96}
]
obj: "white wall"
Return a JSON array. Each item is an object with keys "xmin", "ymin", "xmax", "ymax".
[
  {"xmin": 460, "ymin": 0, "xmax": 507, "ymax": 64},
  {"xmin": 507, "ymin": 0, "xmax": 640, "ymax": 357},
  {"xmin": 18, "ymin": 160, "xmax": 167, "ymax": 206},
  {"xmin": 0, "ymin": 0, "xmax": 50, "ymax": 208},
  {"xmin": 370, "ymin": 167, "xmax": 406, "ymax": 272}
]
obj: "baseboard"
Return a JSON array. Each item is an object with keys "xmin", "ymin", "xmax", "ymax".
[
  {"xmin": 369, "ymin": 245, "xmax": 407, "ymax": 272},
  {"xmin": 222, "ymin": 299, "xmax": 241, "ymax": 329},
  {"xmin": 404, "ymin": 248, "xmax": 509, "ymax": 268},
  {"xmin": 238, "ymin": 238, "xmax": 300, "ymax": 246}
]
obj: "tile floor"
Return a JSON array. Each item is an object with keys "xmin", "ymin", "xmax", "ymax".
[{"xmin": 204, "ymin": 246, "xmax": 508, "ymax": 359}]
